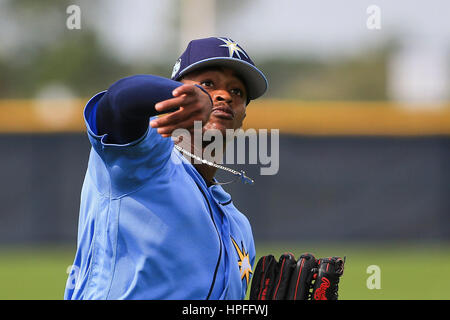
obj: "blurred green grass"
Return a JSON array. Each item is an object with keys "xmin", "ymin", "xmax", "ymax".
[
  {"xmin": 0, "ymin": 245, "xmax": 76, "ymax": 300},
  {"xmin": 0, "ymin": 243, "xmax": 449, "ymax": 300}
]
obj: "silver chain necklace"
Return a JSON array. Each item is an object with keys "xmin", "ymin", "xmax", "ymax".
[{"xmin": 174, "ymin": 144, "xmax": 254, "ymax": 185}]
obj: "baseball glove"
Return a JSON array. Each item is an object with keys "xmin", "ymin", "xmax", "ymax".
[{"xmin": 249, "ymin": 252, "xmax": 345, "ymax": 300}]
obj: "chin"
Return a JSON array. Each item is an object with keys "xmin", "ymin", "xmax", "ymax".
[{"xmin": 203, "ymin": 118, "xmax": 234, "ymax": 135}]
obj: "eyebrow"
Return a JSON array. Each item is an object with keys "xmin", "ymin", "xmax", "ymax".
[{"xmin": 193, "ymin": 67, "xmax": 246, "ymax": 86}]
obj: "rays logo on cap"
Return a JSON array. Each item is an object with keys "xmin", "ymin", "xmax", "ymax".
[
  {"xmin": 171, "ymin": 58, "xmax": 181, "ymax": 78},
  {"xmin": 217, "ymin": 37, "xmax": 248, "ymax": 60}
]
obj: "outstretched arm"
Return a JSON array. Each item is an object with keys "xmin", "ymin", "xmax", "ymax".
[{"xmin": 95, "ymin": 74, "xmax": 212, "ymax": 144}]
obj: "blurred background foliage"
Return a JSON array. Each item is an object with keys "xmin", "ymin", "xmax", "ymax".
[
  {"xmin": 259, "ymin": 46, "xmax": 392, "ymax": 100},
  {"xmin": 0, "ymin": 0, "xmax": 398, "ymax": 101}
]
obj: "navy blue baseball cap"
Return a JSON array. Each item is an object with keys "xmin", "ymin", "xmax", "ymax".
[{"xmin": 171, "ymin": 37, "xmax": 268, "ymax": 101}]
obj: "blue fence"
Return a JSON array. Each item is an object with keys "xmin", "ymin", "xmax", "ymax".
[{"xmin": 1, "ymin": 133, "xmax": 449, "ymax": 244}]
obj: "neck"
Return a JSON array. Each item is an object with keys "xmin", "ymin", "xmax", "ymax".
[
  {"xmin": 194, "ymin": 163, "xmax": 218, "ymax": 187},
  {"xmin": 175, "ymin": 137, "xmax": 222, "ymax": 187}
]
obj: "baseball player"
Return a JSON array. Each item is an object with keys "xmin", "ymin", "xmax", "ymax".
[{"xmin": 64, "ymin": 37, "xmax": 268, "ymax": 300}]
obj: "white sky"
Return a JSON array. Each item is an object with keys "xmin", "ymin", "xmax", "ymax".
[{"xmin": 88, "ymin": 0, "xmax": 450, "ymax": 62}]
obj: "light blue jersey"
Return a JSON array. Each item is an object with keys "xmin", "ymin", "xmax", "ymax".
[{"xmin": 64, "ymin": 92, "xmax": 256, "ymax": 300}]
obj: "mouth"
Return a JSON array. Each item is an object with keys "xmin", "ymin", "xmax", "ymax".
[{"xmin": 211, "ymin": 105, "xmax": 234, "ymax": 120}]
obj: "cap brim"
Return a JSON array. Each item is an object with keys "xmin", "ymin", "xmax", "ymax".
[{"xmin": 175, "ymin": 57, "xmax": 268, "ymax": 101}]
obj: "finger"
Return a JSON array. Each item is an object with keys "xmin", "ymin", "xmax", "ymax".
[
  {"xmin": 287, "ymin": 253, "xmax": 317, "ymax": 300},
  {"xmin": 150, "ymin": 107, "xmax": 190, "ymax": 128},
  {"xmin": 154, "ymin": 95, "xmax": 185, "ymax": 113},
  {"xmin": 272, "ymin": 253, "xmax": 296, "ymax": 300},
  {"xmin": 172, "ymin": 84, "xmax": 197, "ymax": 97},
  {"xmin": 150, "ymin": 104, "xmax": 202, "ymax": 128},
  {"xmin": 154, "ymin": 93, "xmax": 196, "ymax": 113},
  {"xmin": 156, "ymin": 118, "xmax": 197, "ymax": 136},
  {"xmin": 249, "ymin": 255, "xmax": 278, "ymax": 300}
]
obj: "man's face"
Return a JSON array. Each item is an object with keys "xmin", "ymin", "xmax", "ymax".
[{"xmin": 180, "ymin": 67, "xmax": 248, "ymax": 135}]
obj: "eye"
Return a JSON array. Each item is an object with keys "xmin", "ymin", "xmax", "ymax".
[
  {"xmin": 200, "ymin": 80, "xmax": 213, "ymax": 88},
  {"xmin": 231, "ymin": 88, "xmax": 243, "ymax": 97}
]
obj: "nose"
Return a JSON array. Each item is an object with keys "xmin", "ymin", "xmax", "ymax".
[{"xmin": 213, "ymin": 89, "xmax": 232, "ymax": 104}]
